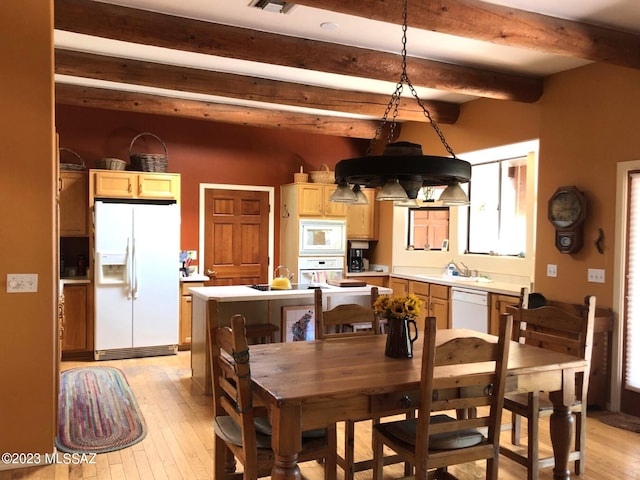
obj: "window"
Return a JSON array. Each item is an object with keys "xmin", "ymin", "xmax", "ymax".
[
  {"xmin": 625, "ymin": 172, "xmax": 640, "ymax": 392},
  {"xmin": 468, "ymin": 156, "xmax": 527, "ymax": 255},
  {"xmin": 408, "ymin": 207, "xmax": 449, "ymax": 250}
]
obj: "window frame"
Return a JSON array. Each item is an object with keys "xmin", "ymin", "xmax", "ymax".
[
  {"xmin": 407, "ymin": 206, "xmax": 450, "ymax": 251},
  {"xmin": 466, "ymin": 155, "xmax": 528, "ymax": 256}
]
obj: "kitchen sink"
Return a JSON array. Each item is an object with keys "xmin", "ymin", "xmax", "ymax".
[{"xmin": 416, "ymin": 275, "xmax": 492, "ymax": 284}]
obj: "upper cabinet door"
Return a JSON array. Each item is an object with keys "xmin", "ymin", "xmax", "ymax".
[
  {"xmin": 323, "ymin": 186, "xmax": 347, "ymax": 217},
  {"xmin": 94, "ymin": 171, "xmax": 137, "ymax": 198},
  {"xmin": 346, "ymin": 188, "xmax": 377, "ymax": 239},
  {"xmin": 93, "ymin": 171, "xmax": 180, "ymax": 201},
  {"xmin": 297, "ymin": 183, "xmax": 324, "ymax": 216},
  {"xmin": 138, "ymin": 174, "xmax": 180, "ymax": 200},
  {"xmin": 59, "ymin": 171, "xmax": 88, "ymax": 236}
]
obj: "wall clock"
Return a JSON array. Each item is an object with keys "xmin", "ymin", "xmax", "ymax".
[{"xmin": 548, "ymin": 186, "xmax": 587, "ymax": 253}]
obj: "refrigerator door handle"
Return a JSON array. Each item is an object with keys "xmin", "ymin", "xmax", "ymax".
[
  {"xmin": 132, "ymin": 235, "xmax": 139, "ymax": 299},
  {"xmin": 126, "ymin": 237, "xmax": 133, "ymax": 299}
]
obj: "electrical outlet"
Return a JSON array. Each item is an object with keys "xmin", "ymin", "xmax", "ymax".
[
  {"xmin": 6, "ymin": 273, "xmax": 38, "ymax": 293},
  {"xmin": 588, "ymin": 268, "xmax": 605, "ymax": 283},
  {"xmin": 547, "ymin": 264, "xmax": 557, "ymax": 277}
]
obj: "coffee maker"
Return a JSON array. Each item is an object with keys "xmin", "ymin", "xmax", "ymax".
[{"xmin": 348, "ymin": 248, "xmax": 364, "ymax": 272}]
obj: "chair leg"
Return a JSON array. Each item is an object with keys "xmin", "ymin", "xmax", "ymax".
[
  {"xmin": 511, "ymin": 411, "xmax": 522, "ymax": 445},
  {"xmin": 575, "ymin": 410, "xmax": 586, "ymax": 476},
  {"xmin": 486, "ymin": 457, "xmax": 499, "ymax": 480},
  {"xmin": 214, "ymin": 437, "xmax": 236, "ymax": 479},
  {"xmin": 325, "ymin": 425, "xmax": 338, "ymax": 480},
  {"xmin": 372, "ymin": 430, "xmax": 384, "ymax": 480},
  {"xmin": 527, "ymin": 393, "xmax": 540, "ymax": 480},
  {"xmin": 343, "ymin": 420, "xmax": 355, "ymax": 480},
  {"xmin": 404, "ymin": 410, "xmax": 415, "ymax": 476}
]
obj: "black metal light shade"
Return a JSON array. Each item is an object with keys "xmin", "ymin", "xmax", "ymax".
[{"xmin": 335, "ymin": 142, "xmax": 471, "ymax": 200}]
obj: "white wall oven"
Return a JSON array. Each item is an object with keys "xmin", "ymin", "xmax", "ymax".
[
  {"xmin": 298, "ymin": 257, "xmax": 344, "ymax": 284},
  {"xmin": 299, "ymin": 219, "xmax": 346, "ymax": 256}
]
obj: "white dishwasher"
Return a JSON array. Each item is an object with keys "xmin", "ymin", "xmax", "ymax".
[{"xmin": 451, "ymin": 287, "xmax": 489, "ymax": 333}]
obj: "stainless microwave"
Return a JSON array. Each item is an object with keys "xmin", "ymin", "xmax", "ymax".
[{"xmin": 299, "ymin": 220, "xmax": 346, "ymax": 256}]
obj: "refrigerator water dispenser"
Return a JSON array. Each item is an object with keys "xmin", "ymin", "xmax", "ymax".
[{"xmin": 96, "ymin": 252, "xmax": 128, "ymax": 284}]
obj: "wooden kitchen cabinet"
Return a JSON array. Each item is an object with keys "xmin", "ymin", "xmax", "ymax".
[
  {"xmin": 347, "ymin": 187, "xmax": 378, "ymax": 240},
  {"xmin": 180, "ymin": 281, "xmax": 204, "ymax": 349},
  {"xmin": 92, "ymin": 170, "xmax": 180, "ymax": 200},
  {"xmin": 429, "ymin": 283, "xmax": 450, "ymax": 330},
  {"xmin": 59, "ymin": 171, "xmax": 88, "ymax": 236},
  {"xmin": 61, "ymin": 284, "xmax": 89, "ymax": 353},
  {"xmin": 410, "ymin": 280, "xmax": 450, "ymax": 331},
  {"xmin": 282, "ymin": 183, "xmax": 346, "ymax": 218},
  {"xmin": 353, "ymin": 275, "xmax": 388, "ymax": 288},
  {"xmin": 389, "ymin": 277, "xmax": 409, "ymax": 296},
  {"xmin": 409, "ymin": 280, "xmax": 429, "ymax": 332},
  {"xmin": 489, "ymin": 292, "xmax": 519, "ymax": 336}
]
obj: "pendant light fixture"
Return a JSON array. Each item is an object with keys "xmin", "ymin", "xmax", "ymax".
[{"xmin": 332, "ymin": 0, "xmax": 471, "ymax": 206}]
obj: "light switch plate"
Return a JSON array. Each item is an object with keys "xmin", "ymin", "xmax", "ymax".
[
  {"xmin": 547, "ymin": 264, "xmax": 557, "ymax": 277},
  {"xmin": 588, "ymin": 268, "xmax": 605, "ymax": 283},
  {"xmin": 7, "ymin": 273, "xmax": 38, "ymax": 293}
]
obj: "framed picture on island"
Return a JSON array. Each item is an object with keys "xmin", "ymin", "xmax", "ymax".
[{"xmin": 282, "ymin": 306, "xmax": 316, "ymax": 342}]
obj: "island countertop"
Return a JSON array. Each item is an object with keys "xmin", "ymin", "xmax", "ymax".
[
  {"xmin": 189, "ymin": 283, "xmax": 392, "ymax": 301},
  {"xmin": 189, "ymin": 283, "xmax": 391, "ymax": 395}
]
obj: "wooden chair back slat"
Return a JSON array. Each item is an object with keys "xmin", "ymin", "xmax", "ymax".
[
  {"xmin": 435, "ymin": 337, "xmax": 499, "ymax": 365},
  {"xmin": 314, "ymin": 287, "xmax": 380, "ymax": 339}
]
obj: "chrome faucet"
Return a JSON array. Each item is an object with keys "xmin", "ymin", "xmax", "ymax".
[{"xmin": 459, "ymin": 261, "xmax": 471, "ymax": 277}]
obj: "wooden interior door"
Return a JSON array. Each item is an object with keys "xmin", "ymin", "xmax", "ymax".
[{"xmin": 203, "ymin": 189, "xmax": 269, "ymax": 286}]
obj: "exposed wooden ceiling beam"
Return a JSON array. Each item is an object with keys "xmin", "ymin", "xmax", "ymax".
[
  {"xmin": 54, "ymin": 0, "xmax": 542, "ymax": 103},
  {"xmin": 54, "ymin": 49, "xmax": 460, "ymax": 124},
  {"xmin": 295, "ymin": 0, "xmax": 640, "ymax": 70},
  {"xmin": 54, "ymin": 83, "xmax": 381, "ymax": 139}
]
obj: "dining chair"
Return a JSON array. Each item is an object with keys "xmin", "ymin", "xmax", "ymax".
[
  {"xmin": 314, "ymin": 287, "xmax": 408, "ymax": 480},
  {"xmin": 314, "ymin": 286, "xmax": 380, "ymax": 339},
  {"xmin": 209, "ymin": 313, "xmax": 338, "ymax": 480},
  {"xmin": 372, "ymin": 313, "xmax": 513, "ymax": 480},
  {"xmin": 500, "ymin": 290, "xmax": 596, "ymax": 480}
]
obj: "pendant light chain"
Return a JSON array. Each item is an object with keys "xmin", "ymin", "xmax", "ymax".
[{"xmin": 367, "ymin": 0, "xmax": 457, "ymax": 158}]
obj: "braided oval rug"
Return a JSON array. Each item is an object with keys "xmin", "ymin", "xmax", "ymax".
[{"xmin": 56, "ymin": 366, "xmax": 147, "ymax": 454}]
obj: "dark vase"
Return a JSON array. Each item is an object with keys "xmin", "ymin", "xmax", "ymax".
[{"xmin": 384, "ymin": 316, "xmax": 419, "ymax": 358}]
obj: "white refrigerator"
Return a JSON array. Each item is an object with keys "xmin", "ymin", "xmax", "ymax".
[{"xmin": 94, "ymin": 200, "xmax": 180, "ymax": 360}]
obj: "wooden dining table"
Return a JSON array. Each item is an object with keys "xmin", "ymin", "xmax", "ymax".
[{"xmin": 244, "ymin": 329, "xmax": 588, "ymax": 480}]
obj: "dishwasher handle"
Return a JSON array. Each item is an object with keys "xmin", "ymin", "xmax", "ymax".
[{"xmin": 451, "ymin": 288, "xmax": 488, "ymax": 306}]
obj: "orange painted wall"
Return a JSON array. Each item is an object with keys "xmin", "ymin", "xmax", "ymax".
[
  {"xmin": 0, "ymin": 0, "xmax": 57, "ymax": 457},
  {"xmin": 535, "ymin": 63, "xmax": 640, "ymax": 307},
  {"xmin": 55, "ymin": 105, "xmax": 367, "ymax": 267},
  {"xmin": 402, "ymin": 62, "xmax": 640, "ymax": 308}
]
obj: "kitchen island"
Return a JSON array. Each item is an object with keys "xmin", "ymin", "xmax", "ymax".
[{"xmin": 189, "ymin": 283, "xmax": 391, "ymax": 394}]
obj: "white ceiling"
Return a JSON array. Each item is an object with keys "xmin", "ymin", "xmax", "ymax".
[{"xmin": 54, "ymin": 0, "xmax": 640, "ymax": 119}]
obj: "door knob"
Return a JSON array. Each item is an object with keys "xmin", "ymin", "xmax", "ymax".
[{"xmin": 206, "ymin": 269, "xmax": 217, "ymax": 276}]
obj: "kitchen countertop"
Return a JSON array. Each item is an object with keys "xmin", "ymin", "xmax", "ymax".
[
  {"xmin": 179, "ymin": 273, "xmax": 209, "ymax": 282},
  {"xmin": 390, "ymin": 272, "xmax": 526, "ymax": 296},
  {"xmin": 345, "ymin": 271, "xmax": 390, "ymax": 277},
  {"xmin": 347, "ymin": 270, "xmax": 526, "ymax": 296},
  {"xmin": 190, "ymin": 283, "xmax": 392, "ymax": 301}
]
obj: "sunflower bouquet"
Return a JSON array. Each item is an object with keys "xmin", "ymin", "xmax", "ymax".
[{"xmin": 373, "ymin": 293, "xmax": 421, "ymax": 321}]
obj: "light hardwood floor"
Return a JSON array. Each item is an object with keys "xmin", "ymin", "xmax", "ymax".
[{"xmin": 1, "ymin": 351, "xmax": 638, "ymax": 479}]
